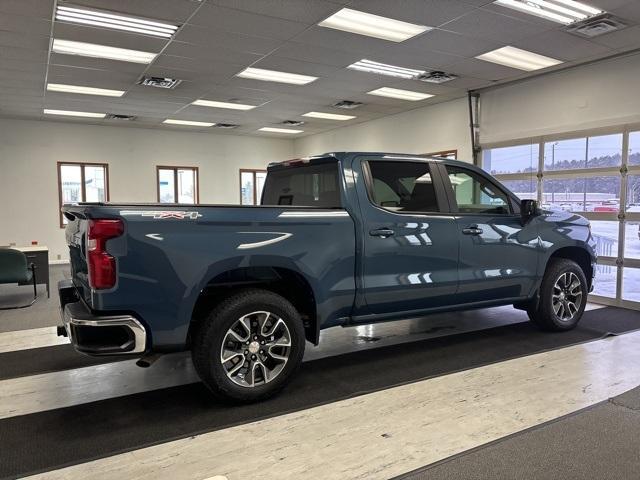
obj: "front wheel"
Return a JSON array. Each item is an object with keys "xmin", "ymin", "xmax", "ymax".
[
  {"xmin": 192, "ymin": 289, "xmax": 305, "ymax": 403},
  {"xmin": 527, "ymin": 258, "xmax": 587, "ymax": 331}
]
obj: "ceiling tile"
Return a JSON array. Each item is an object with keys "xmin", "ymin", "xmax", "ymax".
[
  {"xmin": 49, "ymin": 52, "xmax": 147, "ymax": 75},
  {"xmin": 0, "ymin": 12, "xmax": 52, "ymax": 36},
  {"xmin": 403, "ymin": 28, "xmax": 503, "ymax": 58},
  {"xmin": 0, "ymin": 0, "xmax": 54, "ymax": 19},
  {"xmin": 590, "ymin": 25, "xmax": 640, "ymax": 50},
  {"xmin": 440, "ymin": 9, "xmax": 553, "ymax": 43},
  {"xmin": 271, "ymin": 42, "xmax": 359, "ymax": 67},
  {"xmin": 513, "ymin": 31, "xmax": 613, "ymax": 61},
  {"xmin": 442, "ymin": 57, "xmax": 525, "ymax": 81},
  {"xmin": 0, "ymin": 45, "xmax": 48, "ymax": 62},
  {"xmin": 206, "ymin": 0, "xmax": 342, "ymax": 24},
  {"xmin": 346, "ymin": 0, "xmax": 475, "ymax": 27},
  {"xmin": 189, "ymin": 4, "xmax": 310, "ymax": 41},
  {"xmin": 161, "ymin": 42, "xmax": 264, "ymax": 65},
  {"xmin": 172, "ymin": 24, "xmax": 283, "ymax": 54}
]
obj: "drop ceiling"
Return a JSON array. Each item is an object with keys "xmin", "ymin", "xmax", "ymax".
[{"xmin": 0, "ymin": 0, "xmax": 639, "ymax": 137}]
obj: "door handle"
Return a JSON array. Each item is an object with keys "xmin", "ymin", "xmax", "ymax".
[
  {"xmin": 370, "ymin": 228, "xmax": 395, "ymax": 238},
  {"xmin": 462, "ymin": 225, "xmax": 483, "ymax": 235}
]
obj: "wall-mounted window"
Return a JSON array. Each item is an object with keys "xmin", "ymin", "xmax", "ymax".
[
  {"xmin": 240, "ymin": 169, "xmax": 267, "ymax": 205},
  {"xmin": 58, "ymin": 162, "xmax": 109, "ymax": 228},
  {"xmin": 424, "ymin": 149, "xmax": 457, "ymax": 160},
  {"xmin": 480, "ymin": 128, "xmax": 640, "ymax": 308},
  {"xmin": 157, "ymin": 166, "xmax": 199, "ymax": 204}
]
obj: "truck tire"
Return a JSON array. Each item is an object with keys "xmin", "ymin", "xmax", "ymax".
[
  {"xmin": 192, "ymin": 288, "xmax": 305, "ymax": 403},
  {"xmin": 527, "ymin": 258, "xmax": 587, "ymax": 331}
]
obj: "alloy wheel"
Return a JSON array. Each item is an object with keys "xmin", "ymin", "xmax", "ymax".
[
  {"xmin": 220, "ymin": 311, "xmax": 292, "ymax": 388},
  {"xmin": 552, "ymin": 272, "xmax": 583, "ymax": 321}
]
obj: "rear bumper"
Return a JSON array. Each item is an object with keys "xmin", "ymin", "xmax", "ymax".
[{"xmin": 58, "ymin": 280, "xmax": 147, "ymax": 355}]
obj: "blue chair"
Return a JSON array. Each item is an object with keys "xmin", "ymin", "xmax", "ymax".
[{"xmin": 0, "ymin": 248, "xmax": 37, "ymax": 310}]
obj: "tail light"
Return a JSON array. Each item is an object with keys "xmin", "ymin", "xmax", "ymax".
[{"xmin": 87, "ymin": 219, "xmax": 124, "ymax": 289}]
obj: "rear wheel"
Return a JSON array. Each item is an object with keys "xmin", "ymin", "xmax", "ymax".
[
  {"xmin": 527, "ymin": 258, "xmax": 587, "ymax": 331},
  {"xmin": 192, "ymin": 289, "xmax": 305, "ymax": 403}
]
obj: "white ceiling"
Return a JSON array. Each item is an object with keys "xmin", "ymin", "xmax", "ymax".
[{"xmin": 0, "ymin": 0, "xmax": 639, "ymax": 137}]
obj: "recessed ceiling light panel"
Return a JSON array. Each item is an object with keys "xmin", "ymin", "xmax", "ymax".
[
  {"xmin": 47, "ymin": 83, "xmax": 125, "ymax": 97},
  {"xmin": 56, "ymin": 4, "xmax": 178, "ymax": 37},
  {"xmin": 302, "ymin": 111, "xmax": 356, "ymax": 121},
  {"xmin": 163, "ymin": 119, "xmax": 214, "ymax": 127},
  {"xmin": 52, "ymin": 39, "xmax": 156, "ymax": 64},
  {"xmin": 44, "ymin": 109, "xmax": 106, "ymax": 118},
  {"xmin": 347, "ymin": 59, "xmax": 425, "ymax": 79},
  {"xmin": 237, "ymin": 67, "xmax": 317, "ymax": 85},
  {"xmin": 319, "ymin": 8, "xmax": 430, "ymax": 42},
  {"xmin": 192, "ymin": 99, "xmax": 257, "ymax": 110},
  {"xmin": 259, "ymin": 127, "xmax": 303, "ymax": 134},
  {"xmin": 476, "ymin": 46, "xmax": 563, "ymax": 71},
  {"xmin": 493, "ymin": 0, "xmax": 603, "ymax": 24},
  {"xmin": 367, "ymin": 87, "xmax": 434, "ymax": 101}
]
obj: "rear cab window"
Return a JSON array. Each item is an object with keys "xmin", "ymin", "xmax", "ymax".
[
  {"xmin": 366, "ymin": 161, "xmax": 440, "ymax": 213},
  {"xmin": 262, "ymin": 160, "xmax": 342, "ymax": 208}
]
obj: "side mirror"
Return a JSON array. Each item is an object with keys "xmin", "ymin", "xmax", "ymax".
[{"xmin": 520, "ymin": 199, "xmax": 539, "ymax": 225}]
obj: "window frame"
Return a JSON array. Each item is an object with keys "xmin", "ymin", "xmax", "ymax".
[
  {"xmin": 57, "ymin": 161, "xmax": 110, "ymax": 228},
  {"xmin": 239, "ymin": 168, "xmax": 267, "ymax": 205},
  {"xmin": 439, "ymin": 163, "xmax": 516, "ymax": 216},
  {"xmin": 361, "ymin": 159, "xmax": 449, "ymax": 215},
  {"xmin": 156, "ymin": 165, "xmax": 199, "ymax": 204}
]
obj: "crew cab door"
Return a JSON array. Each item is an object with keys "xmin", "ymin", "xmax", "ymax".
[
  {"xmin": 352, "ymin": 157, "xmax": 459, "ymax": 317},
  {"xmin": 437, "ymin": 163, "xmax": 539, "ymax": 303}
]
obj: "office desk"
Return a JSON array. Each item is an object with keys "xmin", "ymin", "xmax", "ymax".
[{"xmin": 16, "ymin": 246, "xmax": 50, "ymax": 298}]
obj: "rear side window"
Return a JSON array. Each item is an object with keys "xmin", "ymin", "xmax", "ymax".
[
  {"xmin": 445, "ymin": 165, "xmax": 511, "ymax": 215},
  {"xmin": 367, "ymin": 161, "xmax": 439, "ymax": 213},
  {"xmin": 262, "ymin": 162, "xmax": 341, "ymax": 208}
]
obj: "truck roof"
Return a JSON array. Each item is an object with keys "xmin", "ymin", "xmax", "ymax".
[{"xmin": 268, "ymin": 152, "xmax": 476, "ymax": 170}]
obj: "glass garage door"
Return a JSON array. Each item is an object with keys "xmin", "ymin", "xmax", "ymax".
[{"xmin": 482, "ymin": 128, "xmax": 640, "ymax": 309}]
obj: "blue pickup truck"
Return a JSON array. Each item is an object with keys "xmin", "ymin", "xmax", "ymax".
[{"xmin": 59, "ymin": 152, "xmax": 596, "ymax": 402}]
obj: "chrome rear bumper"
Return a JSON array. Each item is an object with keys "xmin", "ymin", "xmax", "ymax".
[{"xmin": 58, "ymin": 280, "xmax": 147, "ymax": 355}]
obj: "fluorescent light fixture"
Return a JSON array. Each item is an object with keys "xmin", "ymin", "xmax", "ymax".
[
  {"xmin": 47, "ymin": 83, "xmax": 125, "ymax": 97},
  {"xmin": 319, "ymin": 8, "xmax": 430, "ymax": 42},
  {"xmin": 476, "ymin": 46, "xmax": 563, "ymax": 71},
  {"xmin": 302, "ymin": 111, "xmax": 355, "ymax": 121},
  {"xmin": 367, "ymin": 87, "xmax": 434, "ymax": 101},
  {"xmin": 56, "ymin": 5, "xmax": 178, "ymax": 38},
  {"xmin": 259, "ymin": 127, "xmax": 303, "ymax": 134},
  {"xmin": 493, "ymin": 0, "xmax": 602, "ymax": 24},
  {"xmin": 44, "ymin": 109, "xmax": 105, "ymax": 118},
  {"xmin": 52, "ymin": 39, "xmax": 156, "ymax": 64},
  {"xmin": 347, "ymin": 59, "xmax": 425, "ymax": 79},
  {"xmin": 237, "ymin": 67, "xmax": 317, "ymax": 85},
  {"xmin": 192, "ymin": 99, "xmax": 257, "ymax": 110},
  {"xmin": 163, "ymin": 119, "xmax": 215, "ymax": 127}
]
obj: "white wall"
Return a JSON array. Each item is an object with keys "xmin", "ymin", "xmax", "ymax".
[
  {"xmin": 480, "ymin": 51, "xmax": 640, "ymax": 145},
  {"xmin": 0, "ymin": 119, "xmax": 293, "ymax": 261},
  {"xmin": 294, "ymin": 97, "xmax": 472, "ymax": 161}
]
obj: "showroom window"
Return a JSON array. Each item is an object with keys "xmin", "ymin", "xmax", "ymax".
[
  {"xmin": 240, "ymin": 169, "xmax": 267, "ymax": 205},
  {"xmin": 157, "ymin": 166, "xmax": 198, "ymax": 204},
  {"xmin": 58, "ymin": 162, "xmax": 109, "ymax": 228},
  {"xmin": 482, "ymin": 127, "xmax": 640, "ymax": 308},
  {"xmin": 367, "ymin": 161, "xmax": 439, "ymax": 213}
]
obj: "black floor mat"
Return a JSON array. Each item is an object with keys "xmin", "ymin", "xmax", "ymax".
[
  {"xmin": 0, "ymin": 344, "xmax": 131, "ymax": 381},
  {"xmin": 1, "ymin": 306, "xmax": 639, "ymax": 479}
]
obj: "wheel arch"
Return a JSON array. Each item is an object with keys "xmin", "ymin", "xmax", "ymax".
[
  {"xmin": 546, "ymin": 246, "xmax": 595, "ymax": 290},
  {"xmin": 188, "ymin": 264, "xmax": 319, "ymax": 346}
]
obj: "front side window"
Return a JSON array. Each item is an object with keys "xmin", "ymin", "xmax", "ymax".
[
  {"xmin": 367, "ymin": 161, "xmax": 439, "ymax": 213},
  {"xmin": 262, "ymin": 161, "xmax": 341, "ymax": 207},
  {"xmin": 58, "ymin": 162, "xmax": 109, "ymax": 227},
  {"xmin": 157, "ymin": 166, "xmax": 198, "ymax": 204},
  {"xmin": 446, "ymin": 166, "xmax": 510, "ymax": 215}
]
